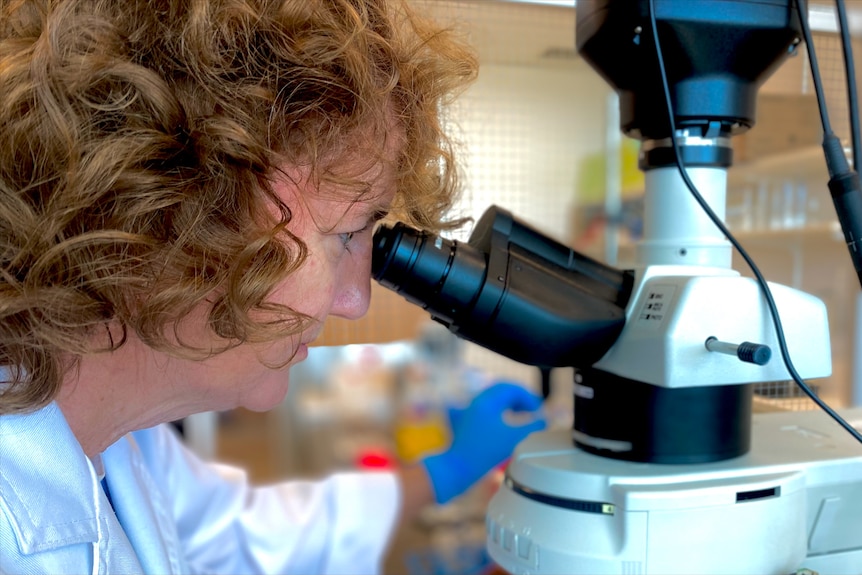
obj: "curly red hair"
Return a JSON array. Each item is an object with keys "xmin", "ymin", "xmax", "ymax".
[{"xmin": 0, "ymin": 0, "xmax": 477, "ymax": 413}]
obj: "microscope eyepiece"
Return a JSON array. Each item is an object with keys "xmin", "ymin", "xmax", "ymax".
[
  {"xmin": 371, "ymin": 206, "xmax": 634, "ymax": 368},
  {"xmin": 372, "ymin": 222, "xmax": 487, "ymax": 326}
]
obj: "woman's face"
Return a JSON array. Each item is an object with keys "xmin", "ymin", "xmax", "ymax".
[{"xmin": 161, "ymin": 152, "xmax": 397, "ymax": 414}]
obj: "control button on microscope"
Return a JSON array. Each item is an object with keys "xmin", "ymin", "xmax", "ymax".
[
  {"xmin": 488, "ymin": 519, "xmax": 499, "ymax": 544},
  {"xmin": 503, "ymin": 528, "xmax": 514, "ymax": 551},
  {"xmin": 516, "ymin": 535, "xmax": 531, "ymax": 559}
]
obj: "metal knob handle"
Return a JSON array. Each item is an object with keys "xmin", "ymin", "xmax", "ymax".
[{"xmin": 705, "ymin": 336, "xmax": 772, "ymax": 366}]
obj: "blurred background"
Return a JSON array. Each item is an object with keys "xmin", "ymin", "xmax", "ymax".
[{"xmin": 180, "ymin": 1, "xmax": 862, "ymax": 573}]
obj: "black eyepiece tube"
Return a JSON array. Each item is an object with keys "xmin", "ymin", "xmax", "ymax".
[
  {"xmin": 372, "ymin": 205, "xmax": 634, "ymax": 369},
  {"xmin": 372, "ymin": 223, "xmax": 488, "ymax": 325}
]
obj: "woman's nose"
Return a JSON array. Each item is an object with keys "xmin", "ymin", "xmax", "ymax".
[{"xmin": 330, "ymin": 252, "xmax": 373, "ymax": 320}]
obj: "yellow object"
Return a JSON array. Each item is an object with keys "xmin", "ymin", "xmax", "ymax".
[
  {"xmin": 576, "ymin": 137, "xmax": 644, "ymax": 203},
  {"xmin": 394, "ymin": 414, "xmax": 450, "ymax": 463}
]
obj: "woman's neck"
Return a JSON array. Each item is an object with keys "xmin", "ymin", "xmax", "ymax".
[{"xmin": 56, "ymin": 337, "xmax": 199, "ymax": 460}]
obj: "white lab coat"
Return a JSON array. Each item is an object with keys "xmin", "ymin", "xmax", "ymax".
[{"xmin": 0, "ymin": 401, "xmax": 400, "ymax": 574}]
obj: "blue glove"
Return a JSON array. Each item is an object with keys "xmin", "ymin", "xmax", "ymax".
[{"xmin": 422, "ymin": 382, "xmax": 546, "ymax": 504}]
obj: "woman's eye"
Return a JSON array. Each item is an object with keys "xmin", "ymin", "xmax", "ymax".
[{"xmin": 338, "ymin": 221, "xmax": 375, "ymax": 250}]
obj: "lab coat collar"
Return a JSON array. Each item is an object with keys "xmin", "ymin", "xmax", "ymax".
[
  {"xmin": 102, "ymin": 430, "xmax": 185, "ymax": 574},
  {"xmin": 0, "ymin": 401, "xmax": 101, "ymax": 554}
]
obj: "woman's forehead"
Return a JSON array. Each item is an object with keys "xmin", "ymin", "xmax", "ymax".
[{"xmin": 272, "ymin": 157, "xmax": 394, "ymax": 224}]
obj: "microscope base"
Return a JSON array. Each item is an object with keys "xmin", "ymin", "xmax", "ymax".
[{"xmin": 486, "ymin": 408, "xmax": 862, "ymax": 575}]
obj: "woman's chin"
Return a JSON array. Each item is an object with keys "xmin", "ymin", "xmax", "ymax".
[{"xmin": 242, "ymin": 373, "xmax": 291, "ymax": 412}]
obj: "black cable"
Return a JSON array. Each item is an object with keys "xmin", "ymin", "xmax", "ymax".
[
  {"xmin": 796, "ymin": 0, "xmax": 862, "ymax": 288},
  {"xmin": 797, "ymin": 0, "xmax": 837, "ymax": 137},
  {"xmin": 539, "ymin": 367, "xmax": 552, "ymax": 399},
  {"xmin": 647, "ymin": 0, "xmax": 862, "ymax": 444},
  {"xmin": 835, "ymin": 0, "xmax": 861, "ymax": 173}
]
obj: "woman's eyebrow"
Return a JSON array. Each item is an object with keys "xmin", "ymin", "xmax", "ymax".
[
  {"xmin": 352, "ymin": 204, "xmax": 389, "ymax": 226},
  {"xmin": 369, "ymin": 208, "xmax": 389, "ymax": 223}
]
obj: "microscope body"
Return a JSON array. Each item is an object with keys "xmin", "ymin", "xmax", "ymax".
[
  {"xmin": 372, "ymin": 0, "xmax": 862, "ymax": 572},
  {"xmin": 486, "ymin": 162, "xmax": 858, "ymax": 574},
  {"xmin": 484, "ymin": 162, "xmax": 861, "ymax": 573},
  {"xmin": 572, "ymin": 162, "xmax": 833, "ymax": 464},
  {"xmin": 485, "ymin": 0, "xmax": 862, "ymax": 569},
  {"xmin": 485, "ymin": 217, "xmax": 862, "ymax": 573}
]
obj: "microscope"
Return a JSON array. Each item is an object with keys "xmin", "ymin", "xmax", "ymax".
[{"xmin": 371, "ymin": 0, "xmax": 862, "ymax": 572}]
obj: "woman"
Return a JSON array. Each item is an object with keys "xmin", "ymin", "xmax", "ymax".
[{"xmin": 0, "ymin": 1, "xmax": 545, "ymax": 573}]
